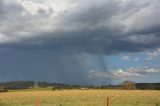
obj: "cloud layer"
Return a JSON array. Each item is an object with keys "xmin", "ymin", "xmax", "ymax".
[
  {"xmin": 147, "ymin": 49, "xmax": 160, "ymax": 60},
  {"xmin": 89, "ymin": 67, "xmax": 160, "ymax": 83},
  {"xmin": 1, "ymin": 0, "xmax": 160, "ymax": 85},
  {"xmin": 0, "ymin": 0, "xmax": 160, "ymax": 54}
]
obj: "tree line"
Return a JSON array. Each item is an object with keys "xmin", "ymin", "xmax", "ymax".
[
  {"xmin": 0, "ymin": 81, "xmax": 34, "ymax": 92},
  {"xmin": 0, "ymin": 81, "xmax": 160, "ymax": 92},
  {"xmin": 121, "ymin": 81, "xmax": 160, "ymax": 90}
]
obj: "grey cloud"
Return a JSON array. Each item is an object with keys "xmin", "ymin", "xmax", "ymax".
[
  {"xmin": 147, "ymin": 49, "xmax": 160, "ymax": 60},
  {"xmin": 0, "ymin": 0, "xmax": 160, "ymax": 54},
  {"xmin": 1, "ymin": 0, "xmax": 160, "ymax": 85},
  {"xmin": 0, "ymin": 50, "xmax": 94, "ymax": 85},
  {"xmin": 121, "ymin": 56, "xmax": 130, "ymax": 61},
  {"xmin": 89, "ymin": 67, "xmax": 160, "ymax": 80},
  {"xmin": 89, "ymin": 67, "xmax": 160, "ymax": 84},
  {"xmin": 0, "ymin": 1, "xmax": 24, "ymax": 20}
]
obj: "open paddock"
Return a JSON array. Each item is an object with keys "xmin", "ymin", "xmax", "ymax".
[{"xmin": 0, "ymin": 90, "xmax": 160, "ymax": 106}]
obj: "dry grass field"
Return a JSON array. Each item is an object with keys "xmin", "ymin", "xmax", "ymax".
[{"xmin": 0, "ymin": 90, "xmax": 160, "ymax": 106}]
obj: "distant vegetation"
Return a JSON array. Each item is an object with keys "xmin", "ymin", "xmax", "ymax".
[
  {"xmin": 37, "ymin": 81, "xmax": 81, "ymax": 89},
  {"xmin": 136, "ymin": 83, "xmax": 160, "ymax": 90},
  {"xmin": 0, "ymin": 80, "xmax": 160, "ymax": 92},
  {"xmin": 121, "ymin": 81, "xmax": 136, "ymax": 90},
  {"xmin": 0, "ymin": 86, "xmax": 8, "ymax": 92},
  {"xmin": 0, "ymin": 81, "xmax": 34, "ymax": 92}
]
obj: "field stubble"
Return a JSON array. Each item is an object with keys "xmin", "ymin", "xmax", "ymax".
[{"xmin": 0, "ymin": 90, "xmax": 160, "ymax": 106}]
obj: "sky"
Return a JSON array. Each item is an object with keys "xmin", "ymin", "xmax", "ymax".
[{"xmin": 0, "ymin": 0, "xmax": 160, "ymax": 85}]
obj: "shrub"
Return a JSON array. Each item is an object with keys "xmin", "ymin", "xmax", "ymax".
[
  {"xmin": 121, "ymin": 81, "xmax": 136, "ymax": 90},
  {"xmin": 0, "ymin": 87, "xmax": 8, "ymax": 92},
  {"xmin": 52, "ymin": 87, "xmax": 57, "ymax": 91}
]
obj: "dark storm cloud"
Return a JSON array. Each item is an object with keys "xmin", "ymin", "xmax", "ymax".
[
  {"xmin": 0, "ymin": 50, "xmax": 94, "ymax": 85},
  {"xmin": 0, "ymin": 0, "xmax": 160, "ymax": 85},
  {"xmin": 0, "ymin": 1, "xmax": 24, "ymax": 20},
  {"xmin": 0, "ymin": 0, "xmax": 160, "ymax": 54}
]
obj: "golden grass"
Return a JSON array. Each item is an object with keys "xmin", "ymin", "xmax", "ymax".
[{"xmin": 0, "ymin": 90, "xmax": 160, "ymax": 106}]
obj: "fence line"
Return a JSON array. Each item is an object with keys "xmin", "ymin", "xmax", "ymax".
[
  {"xmin": 107, "ymin": 97, "xmax": 110, "ymax": 106},
  {"xmin": 36, "ymin": 97, "xmax": 39, "ymax": 106}
]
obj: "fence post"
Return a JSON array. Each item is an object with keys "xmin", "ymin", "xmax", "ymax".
[
  {"xmin": 36, "ymin": 97, "xmax": 39, "ymax": 106},
  {"xmin": 107, "ymin": 97, "xmax": 110, "ymax": 106}
]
